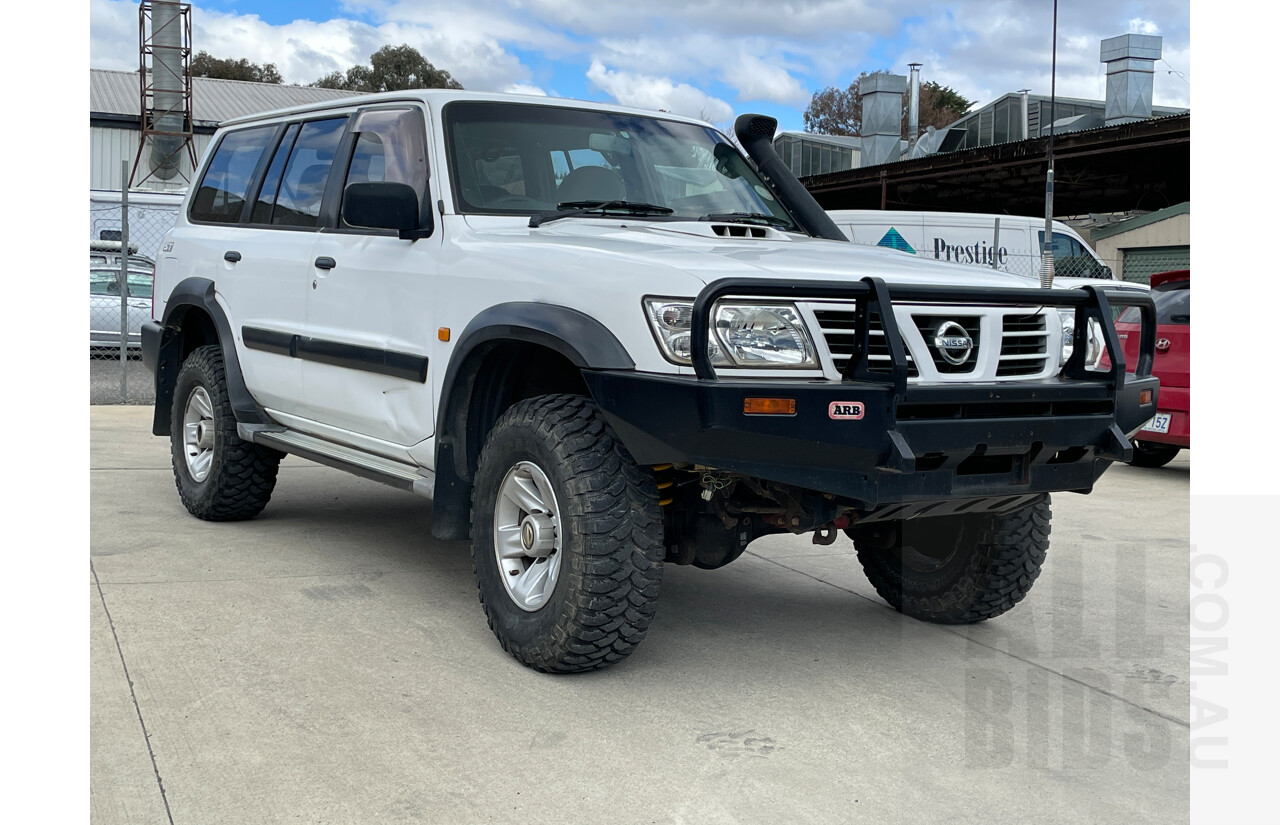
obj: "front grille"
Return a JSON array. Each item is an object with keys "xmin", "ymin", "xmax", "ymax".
[
  {"xmin": 997, "ymin": 314, "xmax": 1049, "ymax": 376},
  {"xmin": 912, "ymin": 315, "xmax": 981, "ymax": 374},
  {"xmin": 809, "ymin": 303, "xmax": 1052, "ymax": 382},
  {"xmin": 813, "ymin": 308, "xmax": 918, "ymax": 378}
]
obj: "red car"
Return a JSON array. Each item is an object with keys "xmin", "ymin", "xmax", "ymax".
[{"xmin": 1109, "ymin": 269, "xmax": 1190, "ymax": 467}]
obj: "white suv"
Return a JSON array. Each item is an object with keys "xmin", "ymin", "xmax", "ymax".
[{"xmin": 143, "ymin": 91, "xmax": 1159, "ymax": 672}]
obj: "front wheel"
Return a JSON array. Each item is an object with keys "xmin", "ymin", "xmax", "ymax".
[
  {"xmin": 471, "ymin": 395, "xmax": 664, "ymax": 672},
  {"xmin": 850, "ymin": 497, "xmax": 1051, "ymax": 624}
]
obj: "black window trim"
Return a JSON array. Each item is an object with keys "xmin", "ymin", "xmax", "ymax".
[
  {"xmin": 241, "ymin": 114, "xmax": 351, "ymax": 232},
  {"xmin": 246, "ymin": 122, "xmax": 301, "ymax": 228}
]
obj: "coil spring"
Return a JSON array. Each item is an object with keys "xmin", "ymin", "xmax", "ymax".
[{"xmin": 652, "ymin": 464, "xmax": 674, "ymax": 506}]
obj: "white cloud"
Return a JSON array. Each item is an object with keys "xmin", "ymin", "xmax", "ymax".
[
  {"xmin": 1127, "ymin": 18, "xmax": 1162, "ymax": 36},
  {"xmin": 91, "ymin": 0, "xmax": 1192, "ymax": 123},
  {"xmin": 503, "ymin": 83, "xmax": 549, "ymax": 96},
  {"xmin": 88, "ymin": 0, "xmax": 540, "ymax": 93},
  {"xmin": 586, "ymin": 61, "xmax": 734, "ymax": 124}
]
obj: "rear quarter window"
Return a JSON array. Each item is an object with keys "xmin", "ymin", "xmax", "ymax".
[{"xmin": 190, "ymin": 125, "xmax": 278, "ymax": 223}]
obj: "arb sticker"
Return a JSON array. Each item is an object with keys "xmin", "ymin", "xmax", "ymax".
[{"xmin": 828, "ymin": 401, "xmax": 865, "ymax": 420}]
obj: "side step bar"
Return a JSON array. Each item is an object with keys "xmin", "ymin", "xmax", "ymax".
[{"xmin": 243, "ymin": 425, "xmax": 435, "ymax": 499}]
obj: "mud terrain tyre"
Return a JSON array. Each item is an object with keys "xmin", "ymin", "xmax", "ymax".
[
  {"xmin": 170, "ymin": 345, "xmax": 282, "ymax": 521},
  {"xmin": 850, "ymin": 496, "xmax": 1051, "ymax": 624},
  {"xmin": 471, "ymin": 394, "xmax": 664, "ymax": 672}
]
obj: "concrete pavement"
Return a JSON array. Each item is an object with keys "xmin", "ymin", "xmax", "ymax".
[{"xmin": 90, "ymin": 405, "xmax": 1190, "ymax": 824}]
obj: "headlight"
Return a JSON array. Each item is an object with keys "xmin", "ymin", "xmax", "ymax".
[
  {"xmin": 644, "ymin": 298, "xmax": 818, "ymax": 368},
  {"xmin": 1059, "ymin": 310, "xmax": 1076, "ymax": 364},
  {"xmin": 1059, "ymin": 310, "xmax": 1105, "ymax": 368}
]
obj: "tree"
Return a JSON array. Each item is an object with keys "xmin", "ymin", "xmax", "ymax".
[
  {"xmin": 803, "ymin": 70, "xmax": 974, "ymax": 137},
  {"xmin": 190, "ymin": 50, "xmax": 283, "ymax": 84},
  {"xmin": 311, "ymin": 44, "xmax": 462, "ymax": 92}
]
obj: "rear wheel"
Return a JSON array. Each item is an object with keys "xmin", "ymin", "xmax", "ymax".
[
  {"xmin": 471, "ymin": 394, "xmax": 664, "ymax": 672},
  {"xmin": 1128, "ymin": 440, "xmax": 1181, "ymax": 468},
  {"xmin": 850, "ymin": 497, "xmax": 1051, "ymax": 624},
  {"xmin": 170, "ymin": 345, "xmax": 282, "ymax": 521}
]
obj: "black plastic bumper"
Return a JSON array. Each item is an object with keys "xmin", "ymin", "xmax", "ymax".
[{"xmin": 584, "ymin": 277, "xmax": 1160, "ymax": 508}]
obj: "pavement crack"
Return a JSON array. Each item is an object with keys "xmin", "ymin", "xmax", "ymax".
[
  {"xmin": 92, "ymin": 561, "xmax": 177, "ymax": 825},
  {"xmin": 746, "ymin": 551, "xmax": 1191, "ymax": 729}
]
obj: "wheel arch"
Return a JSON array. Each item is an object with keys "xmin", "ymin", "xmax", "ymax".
[
  {"xmin": 430, "ymin": 303, "xmax": 635, "ymax": 540},
  {"xmin": 150, "ymin": 277, "xmax": 272, "ymax": 436}
]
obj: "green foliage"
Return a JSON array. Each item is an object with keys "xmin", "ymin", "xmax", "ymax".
[
  {"xmin": 190, "ymin": 51, "xmax": 283, "ymax": 84},
  {"xmin": 803, "ymin": 72, "xmax": 976, "ymax": 138},
  {"xmin": 310, "ymin": 44, "xmax": 463, "ymax": 92}
]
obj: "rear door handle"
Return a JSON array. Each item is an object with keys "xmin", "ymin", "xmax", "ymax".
[
  {"xmin": 314, "ymin": 256, "xmax": 336, "ymax": 270},
  {"xmin": 224, "ymin": 250, "xmax": 241, "ymax": 262}
]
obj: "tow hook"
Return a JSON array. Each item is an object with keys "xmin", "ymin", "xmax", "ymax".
[{"xmin": 811, "ymin": 515, "xmax": 851, "ymax": 546}]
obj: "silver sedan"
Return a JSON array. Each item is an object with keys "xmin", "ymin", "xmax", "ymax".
[{"xmin": 90, "ymin": 267, "xmax": 154, "ymax": 351}]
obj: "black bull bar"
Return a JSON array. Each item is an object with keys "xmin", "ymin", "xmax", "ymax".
[{"xmin": 584, "ymin": 277, "xmax": 1159, "ymax": 507}]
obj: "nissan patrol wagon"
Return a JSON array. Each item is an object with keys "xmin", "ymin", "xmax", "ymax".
[{"xmin": 143, "ymin": 91, "xmax": 1158, "ymax": 672}]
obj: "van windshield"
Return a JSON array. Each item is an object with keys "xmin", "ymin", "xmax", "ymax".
[
  {"xmin": 1038, "ymin": 230, "xmax": 1111, "ymax": 279},
  {"xmin": 443, "ymin": 101, "xmax": 798, "ymax": 230}
]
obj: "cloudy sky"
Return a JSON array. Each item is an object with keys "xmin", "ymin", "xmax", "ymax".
[{"xmin": 89, "ymin": 0, "xmax": 1190, "ymax": 131}]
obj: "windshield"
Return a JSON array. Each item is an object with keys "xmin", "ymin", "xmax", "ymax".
[
  {"xmin": 443, "ymin": 101, "xmax": 798, "ymax": 230},
  {"xmin": 1037, "ymin": 230, "xmax": 1111, "ymax": 279}
]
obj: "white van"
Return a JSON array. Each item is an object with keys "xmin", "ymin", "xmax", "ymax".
[{"xmin": 825, "ymin": 210, "xmax": 1134, "ymax": 290}]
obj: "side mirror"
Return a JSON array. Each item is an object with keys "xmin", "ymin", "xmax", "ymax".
[{"xmin": 343, "ymin": 182, "xmax": 432, "ymax": 239}]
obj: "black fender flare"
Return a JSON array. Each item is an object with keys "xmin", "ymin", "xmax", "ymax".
[
  {"xmin": 430, "ymin": 302, "xmax": 634, "ymax": 540},
  {"xmin": 149, "ymin": 277, "xmax": 273, "ymax": 436}
]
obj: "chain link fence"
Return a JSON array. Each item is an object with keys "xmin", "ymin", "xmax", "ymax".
[{"xmin": 89, "ymin": 182, "xmax": 181, "ymax": 405}]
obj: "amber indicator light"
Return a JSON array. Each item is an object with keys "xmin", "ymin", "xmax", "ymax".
[
  {"xmin": 1139, "ymin": 389, "xmax": 1152, "ymax": 405},
  {"xmin": 743, "ymin": 398, "xmax": 796, "ymax": 416},
  {"xmin": 438, "ymin": 327, "xmax": 451, "ymax": 342}
]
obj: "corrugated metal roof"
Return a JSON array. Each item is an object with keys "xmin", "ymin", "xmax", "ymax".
[{"xmin": 90, "ymin": 68, "xmax": 366, "ymax": 126}]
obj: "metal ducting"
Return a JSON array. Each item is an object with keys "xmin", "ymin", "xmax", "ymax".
[
  {"xmin": 907, "ymin": 63, "xmax": 921, "ymax": 150},
  {"xmin": 150, "ymin": 1, "xmax": 185, "ymax": 179},
  {"xmin": 1101, "ymin": 34, "xmax": 1162, "ymax": 127},
  {"xmin": 860, "ymin": 72, "xmax": 907, "ymax": 167}
]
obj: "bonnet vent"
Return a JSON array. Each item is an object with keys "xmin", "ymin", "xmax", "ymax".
[{"xmin": 710, "ymin": 224, "xmax": 768, "ymax": 238}]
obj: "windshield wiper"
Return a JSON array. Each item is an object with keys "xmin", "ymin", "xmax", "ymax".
[
  {"xmin": 529, "ymin": 200, "xmax": 675, "ymax": 228},
  {"xmin": 700, "ymin": 212, "xmax": 794, "ymax": 230}
]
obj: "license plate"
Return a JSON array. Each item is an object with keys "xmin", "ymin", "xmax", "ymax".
[{"xmin": 1142, "ymin": 413, "xmax": 1172, "ymax": 434}]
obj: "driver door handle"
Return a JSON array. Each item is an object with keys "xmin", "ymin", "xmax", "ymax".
[{"xmin": 314, "ymin": 256, "xmax": 336, "ymax": 270}]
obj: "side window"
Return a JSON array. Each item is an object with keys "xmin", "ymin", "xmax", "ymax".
[
  {"xmin": 89, "ymin": 271, "xmax": 116, "ymax": 295},
  {"xmin": 190, "ymin": 125, "xmax": 276, "ymax": 223},
  {"xmin": 272, "ymin": 117, "xmax": 348, "ymax": 228},
  {"xmin": 340, "ymin": 107, "xmax": 429, "ymax": 228},
  {"xmin": 250, "ymin": 123, "xmax": 300, "ymax": 225}
]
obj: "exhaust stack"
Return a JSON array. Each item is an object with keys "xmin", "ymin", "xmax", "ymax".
[
  {"xmin": 149, "ymin": 1, "xmax": 185, "ymax": 179},
  {"xmin": 907, "ymin": 63, "xmax": 922, "ymax": 150}
]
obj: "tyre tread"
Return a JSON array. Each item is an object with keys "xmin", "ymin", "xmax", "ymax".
[
  {"xmin": 854, "ymin": 497, "xmax": 1051, "ymax": 624},
  {"xmin": 472, "ymin": 394, "xmax": 664, "ymax": 673},
  {"xmin": 172, "ymin": 345, "xmax": 281, "ymax": 522}
]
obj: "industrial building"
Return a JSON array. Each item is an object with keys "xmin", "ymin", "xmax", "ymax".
[
  {"xmin": 790, "ymin": 33, "xmax": 1190, "ymax": 278},
  {"xmin": 90, "ymin": 68, "xmax": 362, "ymax": 193}
]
